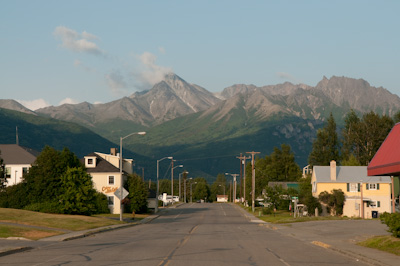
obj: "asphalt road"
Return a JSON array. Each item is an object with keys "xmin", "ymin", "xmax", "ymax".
[{"xmin": 0, "ymin": 203, "xmax": 376, "ymax": 265}]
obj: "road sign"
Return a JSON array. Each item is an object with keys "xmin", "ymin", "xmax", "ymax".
[{"xmin": 114, "ymin": 187, "xmax": 129, "ymax": 200}]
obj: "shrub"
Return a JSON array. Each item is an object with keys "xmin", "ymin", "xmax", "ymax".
[
  {"xmin": 380, "ymin": 212, "xmax": 400, "ymax": 238},
  {"xmin": 93, "ymin": 192, "xmax": 110, "ymax": 214}
]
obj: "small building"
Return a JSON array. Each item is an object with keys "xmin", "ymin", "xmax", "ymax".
[
  {"xmin": 312, "ymin": 160, "xmax": 391, "ymax": 218},
  {"xmin": 0, "ymin": 144, "xmax": 39, "ymax": 186},
  {"xmin": 83, "ymin": 148, "xmax": 134, "ymax": 214},
  {"xmin": 217, "ymin": 195, "xmax": 228, "ymax": 203}
]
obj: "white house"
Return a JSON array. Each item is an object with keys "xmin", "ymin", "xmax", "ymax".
[
  {"xmin": 0, "ymin": 144, "xmax": 38, "ymax": 186},
  {"xmin": 83, "ymin": 148, "xmax": 134, "ymax": 214}
]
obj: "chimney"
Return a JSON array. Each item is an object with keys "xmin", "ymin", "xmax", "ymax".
[
  {"xmin": 330, "ymin": 160, "xmax": 337, "ymax": 181},
  {"xmin": 110, "ymin": 148, "xmax": 118, "ymax": 156}
]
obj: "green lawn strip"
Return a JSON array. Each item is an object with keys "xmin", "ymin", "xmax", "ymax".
[
  {"xmin": 0, "ymin": 208, "xmax": 123, "ymax": 231},
  {"xmin": 239, "ymin": 205, "xmax": 357, "ymax": 224},
  {"xmin": 358, "ymin": 235, "xmax": 400, "ymax": 256},
  {"xmin": 0, "ymin": 224, "xmax": 64, "ymax": 240}
]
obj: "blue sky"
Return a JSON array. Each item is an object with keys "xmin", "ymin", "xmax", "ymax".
[{"xmin": 1, "ymin": 1, "xmax": 399, "ymax": 110}]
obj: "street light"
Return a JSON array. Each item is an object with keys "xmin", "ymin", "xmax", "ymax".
[
  {"xmin": 171, "ymin": 164, "xmax": 183, "ymax": 203},
  {"xmin": 119, "ymin": 131, "xmax": 146, "ymax": 221},
  {"xmin": 190, "ymin": 181, "xmax": 197, "ymax": 203},
  {"xmin": 179, "ymin": 171, "xmax": 188, "ymax": 202},
  {"xmin": 226, "ymin": 173, "xmax": 239, "ymax": 203},
  {"xmin": 156, "ymin": 156, "xmax": 173, "ymax": 213}
]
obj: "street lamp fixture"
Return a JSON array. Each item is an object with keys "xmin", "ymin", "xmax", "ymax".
[
  {"xmin": 119, "ymin": 131, "xmax": 146, "ymax": 221},
  {"xmin": 156, "ymin": 156, "xmax": 173, "ymax": 213}
]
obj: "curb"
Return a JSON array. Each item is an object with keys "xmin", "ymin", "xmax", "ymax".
[{"xmin": 0, "ymin": 247, "xmax": 33, "ymax": 257}]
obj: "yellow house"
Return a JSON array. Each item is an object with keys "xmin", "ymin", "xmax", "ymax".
[
  {"xmin": 83, "ymin": 148, "xmax": 134, "ymax": 214},
  {"xmin": 312, "ymin": 161, "xmax": 391, "ymax": 218}
]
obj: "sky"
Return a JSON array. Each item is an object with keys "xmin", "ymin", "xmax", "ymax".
[{"xmin": 1, "ymin": 1, "xmax": 400, "ymax": 110}]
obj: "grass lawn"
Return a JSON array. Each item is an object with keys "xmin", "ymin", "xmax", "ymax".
[
  {"xmin": 358, "ymin": 235, "xmax": 400, "ymax": 256},
  {"xmin": 241, "ymin": 205, "xmax": 358, "ymax": 224},
  {"xmin": 0, "ymin": 224, "xmax": 64, "ymax": 240},
  {"xmin": 0, "ymin": 208, "xmax": 123, "ymax": 231}
]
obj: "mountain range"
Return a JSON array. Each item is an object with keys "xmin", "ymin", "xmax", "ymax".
[{"xmin": 1, "ymin": 74, "xmax": 400, "ymax": 180}]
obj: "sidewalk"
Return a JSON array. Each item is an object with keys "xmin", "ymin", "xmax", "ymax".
[{"xmin": 235, "ymin": 205, "xmax": 399, "ymax": 266}]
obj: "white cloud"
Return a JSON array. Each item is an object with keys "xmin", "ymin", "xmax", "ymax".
[
  {"xmin": 58, "ymin": 98, "xmax": 80, "ymax": 106},
  {"xmin": 276, "ymin": 72, "xmax": 300, "ymax": 83},
  {"xmin": 17, "ymin": 99, "xmax": 51, "ymax": 111},
  {"xmin": 54, "ymin": 26, "xmax": 104, "ymax": 55},
  {"xmin": 137, "ymin": 52, "xmax": 173, "ymax": 86}
]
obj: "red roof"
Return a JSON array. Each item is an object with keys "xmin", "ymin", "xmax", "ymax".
[{"xmin": 368, "ymin": 123, "xmax": 400, "ymax": 176}]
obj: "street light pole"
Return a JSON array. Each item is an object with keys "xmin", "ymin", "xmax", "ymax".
[
  {"xmin": 247, "ymin": 151, "xmax": 260, "ymax": 213},
  {"xmin": 179, "ymin": 171, "xmax": 188, "ymax": 202},
  {"xmin": 171, "ymin": 164, "xmax": 183, "ymax": 203},
  {"xmin": 119, "ymin": 131, "xmax": 146, "ymax": 221},
  {"xmin": 156, "ymin": 156, "xmax": 172, "ymax": 213},
  {"xmin": 225, "ymin": 173, "xmax": 239, "ymax": 203}
]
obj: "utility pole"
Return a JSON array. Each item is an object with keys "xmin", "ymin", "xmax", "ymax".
[
  {"xmin": 171, "ymin": 159, "xmax": 174, "ymax": 200},
  {"xmin": 360, "ymin": 181, "xmax": 364, "ymax": 219},
  {"xmin": 237, "ymin": 154, "xmax": 250, "ymax": 203},
  {"xmin": 247, "ymin": 151, "xmax": 260, "ymax": 213}
]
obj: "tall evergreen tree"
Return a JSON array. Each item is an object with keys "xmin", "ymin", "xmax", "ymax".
[
  {"xmin": 58, "ymin": 167, "xmax": 97, "ymax": 215},
  {"xmin": 126, "ymin": 173, "xmax": 148, "ymax": 213},
  {"xmin": 341, "ymin": 111, "xmax": 393, "ymax": 165},
  {"xmin": 308, "ymin": 113, "xmax": 340, "ymax": 166}
]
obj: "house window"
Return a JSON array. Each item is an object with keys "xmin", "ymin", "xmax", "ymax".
[
  {"xmin": 107, "ymin": 196, "xmax": 114, "ymax": 206},
  {"xmin": 5, "ymin": 167, "xmax": 11, "ymax": 178},
  {"xmin": 88, "ymin": 158, "xmax": 93, "ymax": 165},
  {"xmin": 368, "ymin": 201, "xmax": 380, "ymax": 208},
  {"xmin": 348, "ymin": 183, "xmax": 359, "ymax": 192},
  {"xmin": 108, "ymin": 176, "xmax": 115, "ymax": 185},
  {"xmin": 366, "ymin": 183, "xmax": 379, "ymax": 190},
  {"xmin": 312, "ymin": 181, "xmax": 317, "ymax": 193},
  {"xmin": 22, "ymin": 167, "xmax": 29, "ymax": 176}
]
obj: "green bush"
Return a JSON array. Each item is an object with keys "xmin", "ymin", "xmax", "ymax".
[
  {"xmin": 380, "ymin": 212, "xmax": 400, "ymax": 238},
  {"xmin": 93, "ymin": 192, "xmax": 110, "ymax": 214}
]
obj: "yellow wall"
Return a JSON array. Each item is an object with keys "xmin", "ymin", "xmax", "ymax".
[{"xmin": 91, "ymin": 172, "xmax": 125, "ymax": 214}]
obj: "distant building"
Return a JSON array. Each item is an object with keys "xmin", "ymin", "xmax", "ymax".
[
  {"xmin": 0, "ymin": 144, "xmax": 39, "ymax": 186},
  {"xmin": 216, "ymin": 195, "xmax": 228, "ymax": 203},
  {"xmin": 312, "ymin": 160, "xmax": 391, "ymax": 218},
  {"xmin": 83, "ymin": 148, "xmax": 134, "ymax": 214}
]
